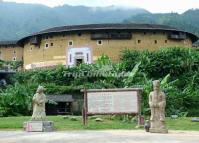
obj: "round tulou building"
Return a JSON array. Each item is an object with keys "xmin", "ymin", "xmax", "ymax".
[
  {"xmin": 11, "ymin": 23, "xmax": 199, "ymax": 69},
  {"xmin": 0, "ymin": 41, "xmax": 23, "ymax": 62}
]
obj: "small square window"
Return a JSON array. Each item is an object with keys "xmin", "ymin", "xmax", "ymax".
[
  {"xmin": 45, "ymin": 36, "xmax": 49, "ymax": 39},
  {"xmin": 144, "ymin": 32, "xmax": 146, "ymax": 35},
  {"xmin": 51, "ymin": 43, "xmax": 54, "ymax": 46},
  {"xmin": 12, "ymin": 57, "xmax": 16, "ymax": 61},
  {"xmin": 45, "ymin": 43, "xmax": 49, "ymax": 48},
  {"xmin": 138, "ymin": 40, "xmax": 141, "ymax": 44},
  {"xmin": 13, "ymin": 50, "xmax": 16, "ymax": 54},
  {"xmin": 154, "ymin": 40, "xmax": 157, "ymax": 44},
  {"xmin": 165, "ymin": 40, "xmax": 168, "ymax": 43},
  {"xmin": 68, "ymin": 41, "xmax": 73, "ymax": 46},
  {"xmin": 97, "ymin": 40, "xmax": 103, "ymax": 45},
  {"xmin": 78, "ymin": 33, "xmax": 82, "ymax": 36},
  {"xmin": 153, "ymin": 32, "xmax": 156, "ymax": 35}
]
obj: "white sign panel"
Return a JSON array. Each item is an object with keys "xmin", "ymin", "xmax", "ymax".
[{"xmin": 87, "ymin": 91, "xmax": 138, "ymax": 114}]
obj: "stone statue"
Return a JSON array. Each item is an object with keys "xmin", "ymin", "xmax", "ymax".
[
  {"xmin": 31, "ymin": 86, "xmax": 46, "ymax": 121},
  {"xmin": 24, "ymin": 86, "xmax": 54, "ymax": 132},
  {"xmin": 149, "ymin": 80, "xmax": 168, "ymax": 133}
]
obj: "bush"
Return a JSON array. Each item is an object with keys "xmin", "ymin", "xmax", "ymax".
[
  {"xmin": 1, "ymin": 47, "xmax": 199, "ymax": 116},
  {"xmin": 0, "ymin": 83, "xmax": 34, "ymax": 116}
]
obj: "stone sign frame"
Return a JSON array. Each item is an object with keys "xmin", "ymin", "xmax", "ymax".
[{"xmin": 82, "ymin": 88, "xmax": 143, "ymax": 126}]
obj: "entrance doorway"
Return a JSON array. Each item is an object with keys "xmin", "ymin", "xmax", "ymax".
[
  {"xmin": 75, "ymin": 58, "xmax": 84, "ymax": 66},
  {"xmin": 67, "ymin": 47, "xmax": 92, "ymax": 66}
]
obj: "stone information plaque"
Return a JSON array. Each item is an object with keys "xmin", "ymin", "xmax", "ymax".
[
  {"xmin": 26, "ymin": 122, "xmax": 43, "ymax": 132},
  {"xmin": 87, "ymin": 91, "xmax": 138, "ymax": 114},
  {"xmin": 82, "ymin": 88, "xmax": 143, "ymax": 125}
]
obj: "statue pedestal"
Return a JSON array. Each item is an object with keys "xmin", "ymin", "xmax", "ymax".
[
  {"xmin": 149, "ymin": 120, "xmax": 168, "ymax": 134},
  {"xmin": 149, "ymin": 128, "xmax": 168, "ymax": 134},
  {"xmin": 23, "ymin": 121, "xmax": 54, "ymax": 132}
]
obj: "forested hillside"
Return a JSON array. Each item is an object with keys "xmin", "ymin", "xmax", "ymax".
[
  {"xmin": 124, "ymin": 9, "xmax": 199, "ymax": 44},
  {"xmin": 0, "ymin": 1, "xmax": 198, "ymax": 44},
  {"xmin": 0, "ymin": 1, "xmax": 148, "ymax": 40}
]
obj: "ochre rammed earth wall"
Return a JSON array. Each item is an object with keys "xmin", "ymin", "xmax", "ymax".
[
  {"xmin": 23, "ymin": 31, "xmax": 192, "ymax": 69},
  {"xmin": 0, "ymin": 45, "xmax": 23, "ymax": 61}
]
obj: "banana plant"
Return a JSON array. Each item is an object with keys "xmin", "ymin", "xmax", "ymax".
[{"xmin": 123, "ymin": 62, "xmax": 141, "ymax": 87}]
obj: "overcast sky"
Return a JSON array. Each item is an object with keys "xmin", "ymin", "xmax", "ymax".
[{"xmin": 3, "ymin": 0, "xmax": 199, "ymax": 13}]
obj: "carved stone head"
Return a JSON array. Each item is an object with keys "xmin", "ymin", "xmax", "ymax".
[
  {"xmin": 36, "ymin": 85, "xmax": 45, "ymax": 94},
  {"xmin": 153, "ymin": 80, "xmax": 160, "ymax": 91}
]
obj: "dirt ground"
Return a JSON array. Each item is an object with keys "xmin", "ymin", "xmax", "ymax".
[{"xmin": 0, "ymin": 130, "xmax": 198, "ymax": 143}]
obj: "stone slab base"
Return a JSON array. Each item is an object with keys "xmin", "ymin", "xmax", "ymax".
[
  {"xmin": 191, "ymin": 118, "xmax": 199, "ymax": 122},
  {"xmin": 23, "ymin": 121, "xmax": 54, "ymax": 132},
  {"xmin": 149, "ymin": 128, "xmax": 168, "ymax": 134}
]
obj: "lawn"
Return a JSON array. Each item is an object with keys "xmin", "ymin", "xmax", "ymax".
[{"xmin": 0, "ymin": 116, "xmax": 198, "ymax": 131}]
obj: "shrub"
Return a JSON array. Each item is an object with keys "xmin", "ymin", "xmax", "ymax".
[{"xmin": 1, "ymin": 47, "xmax": 199, "ymax": 116}]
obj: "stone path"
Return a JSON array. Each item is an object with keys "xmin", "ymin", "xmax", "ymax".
[{"xmin": 0, "ymin": 130, "xmax": 198, "ymax": 143}]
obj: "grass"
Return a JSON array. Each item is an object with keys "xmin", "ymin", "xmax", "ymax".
[{"xmin": 0, "ymin": 116, "xmax": 198, "ymax": 131}]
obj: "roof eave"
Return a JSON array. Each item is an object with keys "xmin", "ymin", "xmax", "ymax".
[{"xmin": 17, "ymin": 24, "xmax": 199, "ymax": 44}]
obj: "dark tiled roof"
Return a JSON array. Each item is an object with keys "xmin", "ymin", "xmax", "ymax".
[
  {"xmin": 0, "ymin": 40, "xmax": 17, "ymax": 46},
  {"xmin": 34, "ymin": 23, "xmax": 178, "ymax": 34},
  {"xmin": 18, "ymin": 23, "xmax": 199, "ymax": 44},
  {"xmin": 47, "ymin": 95, "xmax": 74, "ymax": 102}
]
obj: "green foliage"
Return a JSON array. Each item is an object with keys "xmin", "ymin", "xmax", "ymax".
[
  {"xmin": 0, "ymin": 60, "xmax": 23, "ymax": 71},
  {"xmin": 121, "ymin": 48, "xmax": 199, "ymax": 116},
  {"xmin": 121, "ymin": 47, "xmax": 199, "ymax": 78},
  {"xmin": 96, "ymin": 54, "xmax": 112, "ymax": 66},
  {"xmin": 4, "ymin": 61, "xmax": 23, "ymax": 70},
  {"xmin": 0, "ymin": 83, "xmax": 34, "ymax": 116},
  {"xmin": 1, "ymin": 47, "xmax": 199, "ymax": 117},
  {"xmin": 123, "ymin": 62, "xmax": 141, "ymax": 87}
]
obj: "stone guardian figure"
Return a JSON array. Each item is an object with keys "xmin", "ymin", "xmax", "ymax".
[
  {"xmin": 149, "ymin": 80, "xmax": 168, "ymax": 133},
  {"xmin": 31, "ymin": 85, "xmax": 46, "ymax": 121},
  {"xmin": 24, "ymin": 86, "xmax": 54, "ymax": 132}
]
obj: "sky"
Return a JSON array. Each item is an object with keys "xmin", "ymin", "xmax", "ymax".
[{"xmin": 3, "ymin": 0, "xmax": 199, "ymax": 13}]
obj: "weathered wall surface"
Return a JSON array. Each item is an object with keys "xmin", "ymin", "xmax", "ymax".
[
  {"xmin": 0, "ymin": 45, "xmax": 23, "ymax": 61},
  {"xmin": 23, "ymin": 31, "xmax": 192, "ymax": 69}
]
